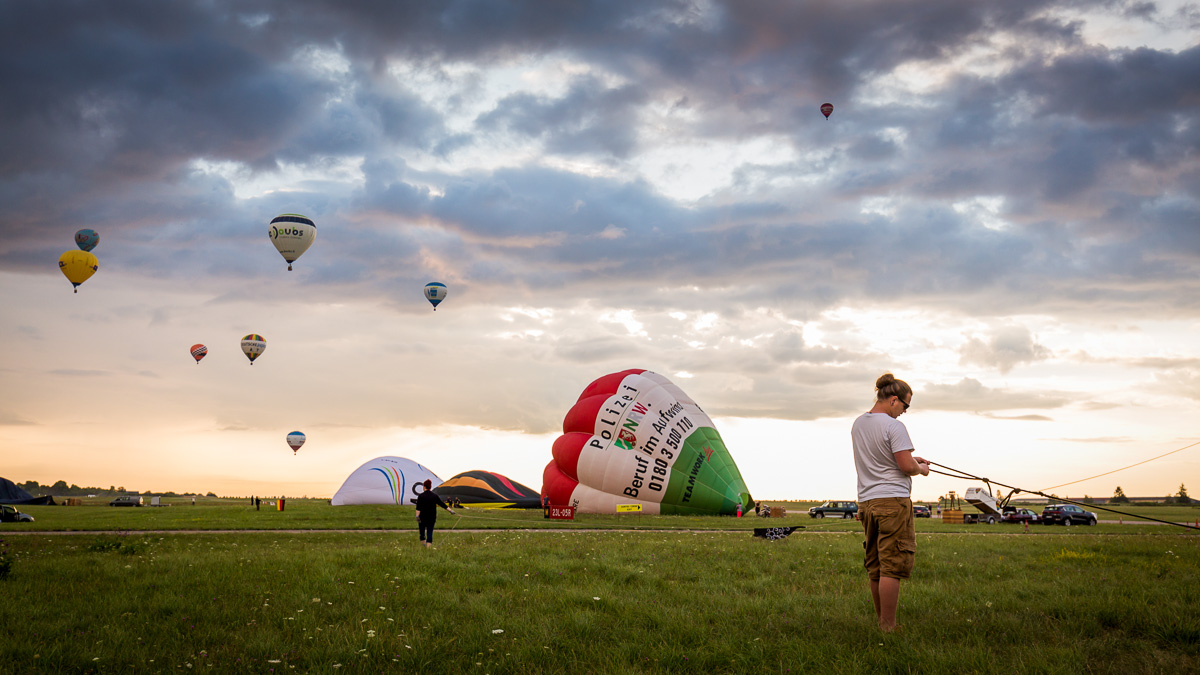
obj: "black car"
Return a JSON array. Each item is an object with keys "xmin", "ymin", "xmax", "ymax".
[
  {"xmin": 1, "ymin": 504, "xmax": 34, "ymax": 523},
  {"xmin": 808, "ymin": 501, "xmax": 858, "ymax": 519},
  {"xmin": 913, "ymin": 504, "xmax": 931, "ymax": 518},
  {"xmin": 1040, "ymin": 504, "xmax": 1097, "ymax": 526},
  {"xmin": 109, "ymin": 496, "xmax": 143, "ymax": 507}
]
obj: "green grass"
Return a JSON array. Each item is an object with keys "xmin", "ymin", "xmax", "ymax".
[
  {"xmin": 11, "ymin": 498, "xmax": 1199, "ymax": 533},
  {"xmin": 1, "ymin": 503, "xmax": 1198, "ymax": 673}
]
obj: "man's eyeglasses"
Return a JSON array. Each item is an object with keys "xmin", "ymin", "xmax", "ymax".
[{"xmin": 897, "ymin": 397, "xmax": 910, "ymax": 411}]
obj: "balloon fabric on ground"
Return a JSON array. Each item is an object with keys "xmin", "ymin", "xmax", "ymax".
[
  {"xmin": 541, "ymin": 369, "xmax": 754, "ymax": 515},
  {"xmin": 58, "ymin": 250, "xmax": 99, "ymax": 292},
  {"xmin": 268, "ymin": 214, "xmax": 316, "ymax": 271},
  {"xmin": 330, "ymin": 456, "xmax": 442, "ymax": 505},
  {"xmin": 433, "ymin": 470, "xmax": 541, "ymax": 508}
]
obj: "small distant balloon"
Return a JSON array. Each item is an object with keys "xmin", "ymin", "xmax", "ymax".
[
  {"xmin": 820, "ymin": 102, "xmax": 834, "ymax": 119},
  {"xmin": 58, "ymin": 250, "xmax": 99, "ymax": 293},
  {"xmin": 286, "ymin": 431, "xmax": 306, "ymax": 455},
  {"xmin": 190, "ymin": 344, "xmax": 208, "ymax": 364},
  {"xmin": 75, "ymin": 229, "xmax": 99, "ymax": 252},
  {"xmin": 240, "ymin": 334, "xmax": 266, "ymax": 365},
  {"xmin": 269, "ymin": 214, "xmax": 316, "ymax": 271},
  {"xmin": 424, "ymin": 282, "xmax": 448, "ymax": 310}
]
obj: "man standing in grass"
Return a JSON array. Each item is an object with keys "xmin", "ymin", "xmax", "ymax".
[
  {"xmin": 851, "ymin": 373, "xmax": 929, "ymax": 632},
  {"xmin": 415, "ymin": 479, "xmax": 454, "ymax": 548}
]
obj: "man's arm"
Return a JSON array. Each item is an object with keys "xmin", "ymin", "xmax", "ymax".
[{"xmin": 894, "ymin": 450, "xmax": 929, "ymax": 476}]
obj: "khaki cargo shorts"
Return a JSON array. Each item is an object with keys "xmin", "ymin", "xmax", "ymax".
[{"xmin": 860, "ymin": 497, "xmax": 916, "ymax": 581}]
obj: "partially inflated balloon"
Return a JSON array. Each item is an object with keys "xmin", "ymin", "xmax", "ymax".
[
  {"xmin": 58, "ymin": 250, "xmax": 99, "ymax": 293},
  {"xmin": 240, "ymin": 334, "xmax": 266, "ymax": 364},
  {"xmin": 75, "ymin": 229, "xmax": 99, "ymax": 252},
  {"xmin": 542, "ymin": 369, "xmax": 753, "ymax": 515},
  {"xmin": 286, "ymin": 431, "xmax": 305, "ymax": 455},
  {"xmin": 269, "ymin": 214, "xmax": 316, "ymax": 271},
  {"xmin": 424, "ymin": 282, "xmax": 447, "ymax": 310},
  {"xmin": 190, "ymin": 344, "xmax": 208, "ymax": 364}
]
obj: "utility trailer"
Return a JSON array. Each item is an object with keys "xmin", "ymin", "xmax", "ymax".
[
  {"xmin": 962, "ymin": 487, "xmax": 1004, "ymax": 523},
  {"xmin": 961, "ymin": 485, "xmax": 1023, "ymax": 524}
]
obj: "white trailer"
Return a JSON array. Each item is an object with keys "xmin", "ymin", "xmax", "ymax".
[{"xmin": 962, "ymin": 486, "xmax": 1011, "ymax": 524}]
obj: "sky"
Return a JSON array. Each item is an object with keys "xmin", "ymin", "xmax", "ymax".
[{"xmin": 2, "ymin": 0, "xmax": 1199, "ymax": 503}]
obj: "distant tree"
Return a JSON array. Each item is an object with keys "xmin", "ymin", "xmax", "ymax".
[
  {"xmin": 1082, "ymin": 495, "xmax": 1093, "ymax": 503},
  {"xmin": 1111, "ymin": 486, "xmax": 1128, "ymax": 503},
  {"xmin": 49, "ymin": 480, "xmax": 69, "ymax": 495},
  {"xmin": 206, "ymin": 492, "xmax": 217, "ymax": 497},
  {"xmin": 1178, "ymin": 484, "xmax": 1190, "ymax": 504}
]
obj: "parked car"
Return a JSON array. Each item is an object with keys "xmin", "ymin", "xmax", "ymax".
[
  {"xmin": 1040, "ymin": 503, "xmax": 1096, "ymax": 526},
  {"xmin": 913, "ymin": 504, "xmax": 931, "ymax": 518},
  {"xmin": 808, "ymin": 501, "xmax": 858, "ymax": 519},
  {"xmin": 1001, "ymin": 507, "xmax": 1039, "ymax": 524},
  {"xmin": 1, "ymin": 504, "xmax": 34, "ymax": 522},
  {"xmin": 109, "ymin": 496, "xmax": 143, "ymax": 507}
]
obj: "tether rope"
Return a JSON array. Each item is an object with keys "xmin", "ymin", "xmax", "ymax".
[
  {"xmin": 1039, "ymin": 439, "xmax": 1200, "ymax": 491},
  {"xmin": 927, "ymin": 461, "xmax": 1200, "ymax": 531}
]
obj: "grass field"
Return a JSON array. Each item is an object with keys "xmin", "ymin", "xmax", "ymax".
[{"xmin": 2, "ymin": 501, "xmax": 1198, "ymax": 673}]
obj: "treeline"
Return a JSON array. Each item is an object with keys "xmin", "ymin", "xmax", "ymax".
[{"xmin": 17, "ymin": 480, "xmax": 216, "ymax": 498}]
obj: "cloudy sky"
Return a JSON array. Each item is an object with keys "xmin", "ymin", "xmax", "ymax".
[{"xmin": 3, "ymin": 0, "xmax": 1198, "ymax": 502}]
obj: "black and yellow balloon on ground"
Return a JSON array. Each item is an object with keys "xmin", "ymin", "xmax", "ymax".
[
  {"xmin": 433, "ymin": 470, "xmax": 541, "ymax": 508},
  {"xmin": 58, "ymin": 250, "xmax": 99, "ymax": 293},
  {"xmin": 542, "ymin": 369, "xmax": 753, "ymax": 515}
]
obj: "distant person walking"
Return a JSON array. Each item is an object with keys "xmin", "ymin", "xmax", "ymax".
[
  {"xmin": 415, "ymin": 480, "xmax": 454, "ymax": 548},
  {"xmin": 851, "ymin": 373, "xmax": 929, "ymax": 632}
]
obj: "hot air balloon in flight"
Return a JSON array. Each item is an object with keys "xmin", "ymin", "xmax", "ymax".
[
  {"xmin": 190, "ymin": 344, "xmax": 208, "ymax": 364},
  {"xmin": 58, "ymin": 250, "xmax": 99, "ymax": 293},
  {"xmin": 240, "ymin": 334, "xmax": 266, "ymax": 364},
  {"xmin": 424, "ymin": 282, "xmax": 448, "ymax": 310},
  {"xmin": 75, "ymin": 229, "xmax": 99, "ymax": 252},
  {"xmin": 269, "ymin": 214, "xmax": 316, "ymax": 271},
  {"xmin": 820, "ymin": 102, "xmax": 834, "ymax": 119},
  {"xmin": 541, "ymin": 369, "xmax": 754, "ymax": 515},
  {"xmin": 286, "ymin": 431, "xmax": 306, "ymax": 455}
]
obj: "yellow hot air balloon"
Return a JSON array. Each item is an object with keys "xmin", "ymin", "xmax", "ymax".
[{"xmin": 58, "ymin": 250, "xmax": 99, "ymax": 293}]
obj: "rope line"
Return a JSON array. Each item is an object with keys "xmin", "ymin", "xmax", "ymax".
[
  {"xmin": 1039, "ymin": 439, "xmax": 1200, "ymax": 491},
  {"xmin": 928, "ymin": 461, "xmax": 1200, "ymax": 531}
]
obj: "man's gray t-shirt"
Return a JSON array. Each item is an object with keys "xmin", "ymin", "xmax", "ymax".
[{"xmin": 852, "ymin": 412, "xmax": 915, "ymax": 501}]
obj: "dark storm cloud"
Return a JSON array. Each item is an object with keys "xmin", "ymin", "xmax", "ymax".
[
  {"xmin": 477, "ymin": 77, "xmax": 647, "ymax": 158},
  {"xmin": 2, "ymin": 0, "xmax": 1197, "ymax": 321}
]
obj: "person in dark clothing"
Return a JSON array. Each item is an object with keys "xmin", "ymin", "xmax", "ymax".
[{"xmin": 415, "ymin": 479, "xmax": 454, "ymax": 547}]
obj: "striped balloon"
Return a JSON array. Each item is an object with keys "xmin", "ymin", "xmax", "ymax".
[
  {"xmin": 240, "ymin": 334, "xmax": 266, "ymax": 364},
  {"xmin": 190, "ymin": 343, "xmax": 208, "ymax": 364}
]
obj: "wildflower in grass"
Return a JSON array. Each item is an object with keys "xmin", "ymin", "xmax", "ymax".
[
  {"xmin": 312, "ymin": 598, "xmax": 320, "ymax": 603},
  {"xmin": 492, "ymin": 629, "xmax": 504, "ymax": 634},
  {"xmin": 268, "ymin": 660, "xmax": 281, "ymax": 664}
]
